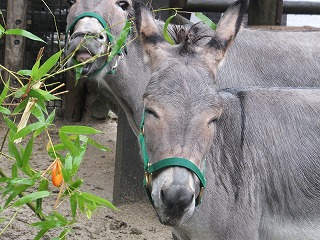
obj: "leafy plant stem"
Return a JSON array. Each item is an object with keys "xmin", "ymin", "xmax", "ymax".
[
  {"xmin": 0, "ymin": 65, "xmax": 24, "ymax": 86},
  {"xmin": 0, "ymin": 159, "xmax": 47, "ymax": 222},
  {"xmin": 0, "ymin": 206, "xmax": 21, "ymax": 236}
]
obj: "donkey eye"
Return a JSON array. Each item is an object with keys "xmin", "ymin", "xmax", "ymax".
[
  {"xmin": 145, "ymin": 108, "xmax": 159, "ymax": 118},
  {"xmin": 208, "ymin": 117, "xmax": 218, "ymax": 125},
  {"xmin": 118, "ymin": 1, "xmax": 130, "ymax": 11}
]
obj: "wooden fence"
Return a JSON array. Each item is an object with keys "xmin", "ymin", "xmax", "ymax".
[{"xmin": 0, "ymin": 0, "xmax": 67, "ymax": 110}]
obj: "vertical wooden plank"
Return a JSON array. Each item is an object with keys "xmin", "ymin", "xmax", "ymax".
[
  {"xmin": 275, "ymin": 0, "xmax": 284, "ymax": 25},
  {"xmin": 4, "ymin": 0, "xmax": 27, "ymax": 88},
  {"xmin": 63, "ymin": 71, "xmax": 87, "ymax": 121},
  {"xmin": 113, "ymin": 109, "xmax": 146, "ymax": 204},
  {"xmin": 248, "ymin": 0, "xmax": 283, "ymax": 26}
]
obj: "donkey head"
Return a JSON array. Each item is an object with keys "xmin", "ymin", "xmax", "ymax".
[
  {"xmin": 65, "ymin": 0, "xmax": 133, "ymax": 75},
  {"xmin": 135, "ymin": 0, "xmax": 247, "ymax": 226}
]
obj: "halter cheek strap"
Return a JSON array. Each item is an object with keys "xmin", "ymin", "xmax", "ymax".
[{"xmin": 139, "ymin": 110, "xmax": 206, "ymax": 206}]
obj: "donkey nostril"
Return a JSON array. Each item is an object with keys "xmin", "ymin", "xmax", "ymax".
[
  {"xmin": 99, "ymin": 34, "xmax": 105, "ymax": 40},
  {"xmin": 160, "ymin": 187, "xmax": 194, "ymax": 211}
]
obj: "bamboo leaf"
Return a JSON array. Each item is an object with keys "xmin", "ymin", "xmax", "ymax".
[
  {"xmin": 4, "ymin": 116, "xmax": 17, "ymax": 132},
  {"xmin": 195, "ymin": 12, "xmax": 217, "ymax": 30},
  {"xmin": 36, "ymin": 99, "xmax": 48, "ymax": 114},
  {"xmin": 81, "ymin": 136, "xmax": 111, "ymax": 152},
  {"xmin": 48, "ymin": 143, "xmax": 67, "ymax": 153},
  {"xmin": 163, "ymin": 15, "xmax": 175, "ymax": 45},
  {"xmin": 63, "ymin": 179, "xmax": 83, "ymax": 197},
  {"xmin": 107, "ymin": 20, "xmax": 132, "ymax": 62},
  {"xmin": 36, "ymin": 180, "xmax": 48, "ymax": 215},
  {"xmin": 12, "ymin": 98, "xmax": 28, "ymax": 115},
  {"xmin": 82, "ymin": 192, "xmax": 117, "ymax": 210},
  {"xmin": 72, "ymin": 144, "xmax": 87, "ymax": 175},
  {"xmin": 62, "ymin": 154, "xmax": 72, "ymax": 182},
  {"xmin": 14, "ymin": 121, "xmax": 46, "ymax": 140},
  {"xmin": 21, "ymin": 136, "xmax": 34, "ymax": 175},
  {"xmin": 59, "ymin": 228, "xmax": 71, "ymax": 240},
  {"xmin": 45, "ymin": 109, "xmax": 55, "ymax": 125},
  {"xmin": 4, "ymin": 185, "xmax": 29, "ymax": 208},
  {"xmin": 31, "ymin": 58, "xmax": 41, "ymax": 76},
  {"xmin": 14, "ymin": 85, "xmax": 28, "ymax": 98},
  {"xmin": 8, "ymin": 141, "xmax": 22, "ymax": 166},
  {"xmin": 34, "ymin": 126, "xmax": 45, "ymax": 138},
  {"xmin": 12, "ymin": 191, "xmax": 51, "ymax": 207},
  {"xmin": 77, "ymin": 193, "xmax": 85, "ymax": 214},
  {"xmin": 9, "ymin": 178, "xmax": 35, "ymax": 186},
  {"xmin": 72, "ymin": 58, "xmax": 83, "ymax": 84},
  {"xmin": 53, "ymin": 212, "xmax": 68, "ymax": 226},
  {"xmin": 31, "ymin": 102, "xmax": 46, "ymax": 122},
  {"xmin": 59, "ymin": 132, "xmax": 77, "ymax": 156},
  {"xmin": 22, "ymin": 136, "xmax": 34, "ymax": 166},
  {"xmin": 0, "ymin": 80, "xmax": 10, "ymax": 105},
  {"xmin": 17, "ymin": 69, "xmax": 32, "ymax": 76},
  {"xmin": 12, "ymin": 164, "xmax": 18, "ymax": 178},
  {"xmin": 31, "ymin": 49, "xmax": 63, "ymax": 80},
  {"xmin": 0, "ymin": 106, "xmax": 11, "ymax": 115},
  {"xmin": 31, "ymin": 213, "xmax": 68, "ymax": 229},
  {"xmin": 70, "ymin": 194, "xmax": 77, "ymax": 219},
  {"xmin": 0, "ymin": 24, "xmax": 5, "ymax": 34},
  {"xmin": 29, "ymin": 88, "xmax": 60, "ymax": 101},
  {"xmin": 5, "ymin": 29, "xmax": 46, "ymax": 43},
  {"xmin": 34, "ymin": 229, "xmax": 49, "ymax": 240},
  {"xmin": 60, "ymin": 126, "xmax": 103, "ymax": 135}
]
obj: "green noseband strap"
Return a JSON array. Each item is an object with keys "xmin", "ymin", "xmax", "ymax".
[
  {"xmin": 147, "ymin": 157, "xmax": 206, "ymax": 188},
  {"xmin": 67, "ymin": 12, "xmax": 114, "ymax": 43},
  {"xmin": 139, "ymin": 110, "xmax": 206, "ymax": 206}
]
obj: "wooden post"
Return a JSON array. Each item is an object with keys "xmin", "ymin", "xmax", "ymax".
[
  {"xmin": 4, "ymin": 0, "xmax": 27, "ymax": 89},
  {"xmin": 248, "ymin": 0, "xmax": 283, "ymax": 26},
  {"xmin": 63, "ymin": 71, "xmax": 87, "ymax": 121},
  {"xmin": 113, "ymin": 109, "xmax": 146, "ymax": 204}
]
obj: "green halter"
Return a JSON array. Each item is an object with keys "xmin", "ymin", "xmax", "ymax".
[
  {"xmin": 66, "ymin": 12, "xmax": 128, "ymax": 76},
  {"xmin": 139, "ymin": 110, "xmax": 206, "ymax": 206}
]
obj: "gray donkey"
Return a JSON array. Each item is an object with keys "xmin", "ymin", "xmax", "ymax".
[
  {"xmin": 65, "ymin": 0, "xmax": 320, "ymax": 128},
  {"xmin": 134, "ymin": 1, "xmax": 320, "ymax": 239}
]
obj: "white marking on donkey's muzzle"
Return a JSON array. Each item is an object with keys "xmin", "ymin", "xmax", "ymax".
[{"xmin": 151, "ymin": 167, "xmax": 197, "ymax": 226}]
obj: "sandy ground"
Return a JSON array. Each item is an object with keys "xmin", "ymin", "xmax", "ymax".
[{"xmin": 0, "ymin": 114, "xmax": 172, "ymax": 240}]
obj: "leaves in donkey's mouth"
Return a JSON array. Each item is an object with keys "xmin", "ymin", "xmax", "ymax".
[
  {"xmin": 72, "ymin": 58, "xmax": 83, "ymax": 85},
  {"xmin": 195, "ymin": 13, "xmax": 217, "ymax": 30},
  {"xmin": 107, "ymin": 20, "xmax": 132, "ymax": 62},
  {"xmin": 163, "ymin": 14, "xmax": 176, "ymax": 45}
]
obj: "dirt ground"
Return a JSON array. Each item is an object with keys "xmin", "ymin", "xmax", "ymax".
[{"xmin": 0, "ymin": 113, "xmax": 172, "ymax": 240}]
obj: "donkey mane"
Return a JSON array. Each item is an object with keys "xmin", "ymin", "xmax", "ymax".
[{"xmin": 171, "ymin": 23, "xmax": 216, "ymax": 55}]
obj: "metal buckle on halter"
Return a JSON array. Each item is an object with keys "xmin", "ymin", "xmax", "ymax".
[
  {"xmin": 140, "ymin": 124, "xmax": 144, "ymax": 136},
  {"xmin": 197, "ymin": 187, "xmax": 205, "ymax": 205},
  {"xmin": 110, "ymin": 51, "xmax": 124, "ymax": 72},
  {"xmin": 144, "ymin": 163, "xmax": 152, "ymax": 188}
]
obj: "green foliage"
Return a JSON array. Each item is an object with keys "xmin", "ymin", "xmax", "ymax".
[
  {"xmin": 107, "ymin": 20, "xmax": 132, "ymax": 62},
  {"xmin": 195, "ymin": 13, "xmax": 217, "ymax": 30},
  {"xmin": 0, "ymin": 6, "xmax": 128, "ymax": 238},
  {"xmin": 0, "ymin": 24, "xmax": 45, "ymax": 43},
  {"xmin": 163, "ymin": 14, "xmax": 176, "ymax": 45}
]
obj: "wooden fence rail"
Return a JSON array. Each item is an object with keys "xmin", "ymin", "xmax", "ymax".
[{"xmin": 172, "ymin": 0, "xmax": 320, "ymax": 14}]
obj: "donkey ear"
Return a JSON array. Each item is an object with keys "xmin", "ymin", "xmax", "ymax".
[
  {"xmin": 134, "ymin": 1, "xmax": 169, "ymax": 69},
  {"xmin": 204, "ymin": 0, "xmax": 248, "ymax": 63}
]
